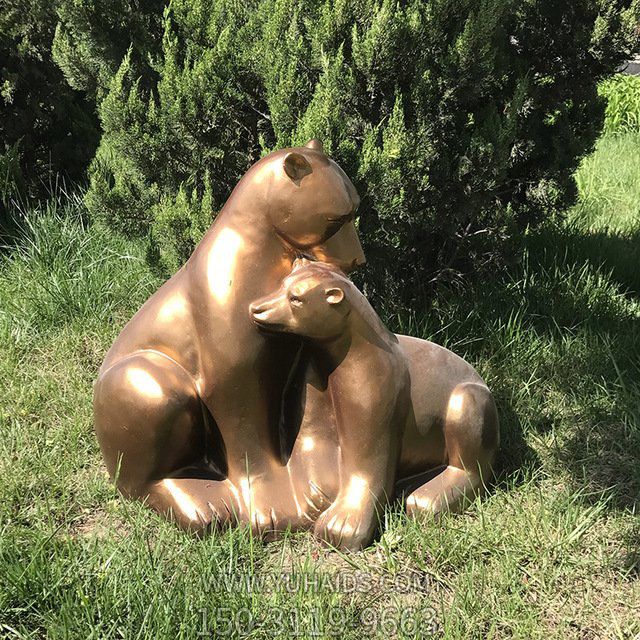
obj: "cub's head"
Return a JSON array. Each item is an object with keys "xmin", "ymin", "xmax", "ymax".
[
  {"xmin": 249, "ymin": 259, "xmax": 351, "ymax": 340},
  {"xmin": 258, "ymin": 139, "xmax": 365, "ymax": 273}
]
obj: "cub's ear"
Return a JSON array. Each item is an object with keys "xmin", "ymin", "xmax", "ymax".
[
  {"xmin": 305, "ymin": 139, "xmax": 324, "ymax": 153},
  {"xmin": 325, "ymin": 287, "xmax": 344, "ymax": 305},
  {"xmin": 283, "ymin": 152, "xmax": 312, "ymax": 183}
]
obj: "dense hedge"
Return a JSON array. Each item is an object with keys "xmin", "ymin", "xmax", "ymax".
[
  {"xmin": 41, "ymin": 2, "xmax": 640, "ymax": 297},
  {"xmin": 0, "ymin": 0, "xmax": 98, "ymax": 228},
  {"xmin": 53, "ymin": 0, "xmax": 165, "ymax": 103}
]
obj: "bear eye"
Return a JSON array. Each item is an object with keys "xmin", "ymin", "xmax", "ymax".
[
  {"xmin": 327, "ymin": 212, "xmax": 354, "ymax": 223},
  {"xmin": 289, "ymin": 295, "xmax": 303, "ymax": 307},
  {"xmin": 324, "ymin": 212, "xmax": 354, "ymax": 238},
  {"xmin": 326, "ymin": 215, "xmax": 348, "ymax": 228}
]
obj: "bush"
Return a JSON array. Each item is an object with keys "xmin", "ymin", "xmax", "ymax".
[
  {"xmin": 61, "ymin": 0, "xmax": 639, "ymax": 302},
  {"xmin": 599, "ymin": 73, "xmax": 640, "ymax": 134},
  {"xmin": 52, "ymin": 0, "xmax": 166, "ymax": 103},
  {"xmin": 0, "ymin": 0, "xmax": 98, "ymax": 231}
]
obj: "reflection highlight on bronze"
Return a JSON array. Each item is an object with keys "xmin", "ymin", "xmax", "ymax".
[
  {"xmin": 162, "ymin": 479, "xmax": 200, "ymax": 523},
  {"xmin": 206, "ymin": 227, "xmax": 243, "ymax": 303},
  {"xmin": 157, "ymin": 294, "xmax": 188, "ymax": 323},
  {"xmin": 126, "ymin": 367, "xmax": 163, "ymax": 399}
]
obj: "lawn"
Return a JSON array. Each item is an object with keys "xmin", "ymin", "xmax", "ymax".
[{"xmin": 0, "ymin": 133, "xmax": 639, "ymax": 639}]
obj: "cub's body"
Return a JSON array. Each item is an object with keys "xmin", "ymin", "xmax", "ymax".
[{"xmin": 252, "ymin": 261, "xmax": 499, "ymax": 549}]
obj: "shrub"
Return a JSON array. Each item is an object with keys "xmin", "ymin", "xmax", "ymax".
[
  {"xmin": 599, "ymin": 73, "xmax": 640, "ymax": 134},
  {"xmin": 52, "ymin": 0, "xmax": 166, "ymax": 103},
  {"xmin": 62, "ymin": 0, "xmax": 639, "ymax": 302},
  {"xmin": 0, "ymin": 0, "xmax": 98, "ymax": 232}
]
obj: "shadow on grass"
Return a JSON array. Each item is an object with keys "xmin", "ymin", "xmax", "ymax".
[
  {"xmin": 398, "ymin": 220, "xmax": 640, "ymax": 511},
  {"xmin": 492, "ymin": 393, "xmax": 541, "ymax": 480},
  {"xmin": 532, "ymin": 222, "xmax": 640, "ymax": 298},
  {"xmin": 623, "ymin": 522, "xmax": 640, "ymax": 577},
  {"xmin": 530, "ymin": 224, "xmax": 640, "ymax": 511}
]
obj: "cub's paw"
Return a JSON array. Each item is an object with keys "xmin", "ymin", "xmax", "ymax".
[{"xmin": 313, "ymin": 499, "xmax": 378, "ymax": 551}]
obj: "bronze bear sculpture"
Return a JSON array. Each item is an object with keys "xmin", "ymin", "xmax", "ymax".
[
  {"xmin": 94, "ymin": 139, "xmax": 499, "ymax": 549},
  {"xmin": 94, "ymin": 139, "xmax": 364, "ymax": 533},
  {"xmin": 251, "ymin": 259, "xmax": 499, "ymax": 550}
]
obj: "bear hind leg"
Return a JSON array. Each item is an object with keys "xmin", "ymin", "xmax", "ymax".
[
  {"xmin": 93, "ymin": 350, "xmax": 240, "ymax": 533},
  {"xmin": 406, "ymin": 382, "xmax": 499, "ymax": 516}
]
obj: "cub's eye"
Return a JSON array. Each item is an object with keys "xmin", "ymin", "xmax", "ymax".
[{"xmin": 289, "ymin": 295, "xmax": 303, "ymax": 307}]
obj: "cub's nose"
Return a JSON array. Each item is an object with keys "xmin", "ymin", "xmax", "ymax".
[{"xmin": 249, "ymin": 301, "xmax": 268, "ymax": 316}]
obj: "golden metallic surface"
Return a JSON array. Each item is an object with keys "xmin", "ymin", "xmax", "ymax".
[
  {"xmin": 94, "ymin": 140, "xmax": 499, "ymax": 549},
  {"xmin": 251, "ymin": 260, "xmax": 499, "ymax": 550}
]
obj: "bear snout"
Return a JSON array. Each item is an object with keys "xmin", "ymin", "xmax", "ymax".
[
  {"xmin": 249, "ymin": 300, "xmax": 269, "ymax": 316},
  {"xmin": 249, "ymin": 299, "xmax": 286, "ymax": 330},
  {"xmin": 249, "ymin": 300, "xmax": 273, "ymax": 324}
]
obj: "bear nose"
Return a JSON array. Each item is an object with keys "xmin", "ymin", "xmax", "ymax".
[
  {"xmin": 352, "ymin": 250, "xmax": 366, "ymax": 269},
  {"xmin": 249, "ymin": 301, "xmax": 267, "ymax": 315}
]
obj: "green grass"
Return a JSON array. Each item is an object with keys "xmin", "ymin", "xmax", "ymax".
[
  {"xmin": 573, "ymin": 131, "xmax": 640, "ymax": 234},
  {"xmin": 599, "ymin": 74, "xmax": 640, "ymax": 136},
  {"xmin": 1, "ymin": 135, "xmax": 639, "ymax": 639}
]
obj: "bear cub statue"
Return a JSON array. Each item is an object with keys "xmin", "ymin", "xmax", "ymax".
[
  {"xmin": 250, "ymin": 258, "xmax": 500, "ymax": 550},
  {"xmin": 250, "ymin": 258, "xmax": 409, "ymax": 550}
]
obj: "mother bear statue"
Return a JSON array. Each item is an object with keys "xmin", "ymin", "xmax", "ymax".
[{"xmin": 93, "ymin": 139, "xmax": 499, "ymax": 548}]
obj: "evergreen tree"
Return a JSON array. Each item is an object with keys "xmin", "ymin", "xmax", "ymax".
[
  {"xmin": 59, "ymin": 0, "xmax": 639, "ymax": 300},
  {"xmin": 0, "ymin": 0, "xmax": 98, "ymax": 228},
  {"xmin": 53, "ymin": 0, "xmax": 166, "ymax": 102}
]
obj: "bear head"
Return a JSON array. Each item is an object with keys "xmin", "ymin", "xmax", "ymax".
[
  {"xmin": 249, "ymin": 259, "xmax": 351, "ymax": 340},
  {"xmin": 257, "ymin": 139, "xmax": 365, "ymax": 274}
]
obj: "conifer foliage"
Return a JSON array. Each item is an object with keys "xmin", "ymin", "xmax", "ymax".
[
  {"xmin": 57, "ymin": 0, "xmax": 639, "ymax": 297},
  {"xmin": 0, "ymin": 0, "xmax": 98, "ymax": 226}
]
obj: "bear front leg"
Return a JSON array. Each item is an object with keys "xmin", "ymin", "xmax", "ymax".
[{"xmin": 313, "ymin": 396, "xmax": 403, "ymax": 551}]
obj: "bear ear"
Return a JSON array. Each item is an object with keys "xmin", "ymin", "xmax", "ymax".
[
  {"xmin": 325, "ymin": 287, "xmax": 344, "ymax": 305},
  {"xmin": 305, "ymin": 139, "xmax": 324, "ymax": 153},
  {"xmin": 283, "ymin": 152, "xmax": 312, "ymax": 183}
]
